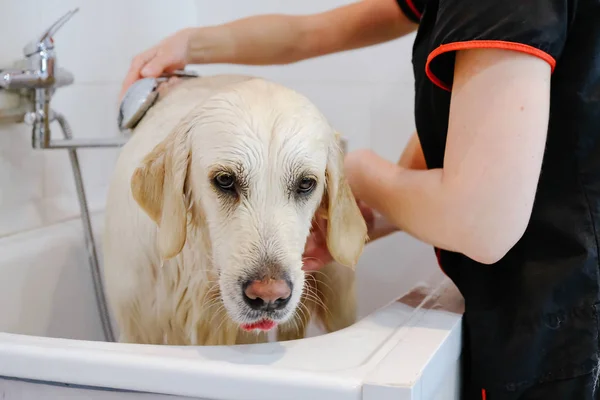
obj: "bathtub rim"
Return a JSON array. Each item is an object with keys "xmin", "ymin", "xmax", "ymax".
[
  {"xmin": 0, "ymin": 212, "xmax": 463, "ymax": 399},
  {"xmin": 0, "ymin": 283, "xmax": 462, "ymax": 400}
]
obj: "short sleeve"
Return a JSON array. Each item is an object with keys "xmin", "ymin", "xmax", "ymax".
[
  {"xmin": 426, "ymin": 0, "xmax": 570, "ymax": 91},
  {"xmin": 396, "ymin": 0, "xmax": 427, "ymax": 23}
]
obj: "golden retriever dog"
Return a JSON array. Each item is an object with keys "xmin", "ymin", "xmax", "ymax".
[{"xmin": 102, "ymin": 75, "xmax": 367, "ymax": 346}]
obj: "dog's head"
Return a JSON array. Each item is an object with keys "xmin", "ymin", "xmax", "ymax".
[{"xmin": 130, "ymin": 78, "xmax": 367, "ymax": 331}]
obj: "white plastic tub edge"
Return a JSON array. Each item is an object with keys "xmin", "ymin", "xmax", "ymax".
[
  {"xmin": 0, "ymin": 301, "xmax": 462, "ymax": 400},
  {"xmin": 0, "ymin": 214, "xmax": 463, "ymax": 400},
  {"xmin": 363, "ymin": 304, "xmax": 463, "ymax": 400}
]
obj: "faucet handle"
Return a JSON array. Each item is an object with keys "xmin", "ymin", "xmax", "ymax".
[{"xmin": 24, "ymin": 8, "xmax": 79, "ymax": 56}]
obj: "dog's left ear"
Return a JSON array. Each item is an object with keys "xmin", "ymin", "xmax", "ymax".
[
  {"xmin": 130, "ymin": 115, "xmax": 193, "ymax": 260},
  {"xmin": 320, "ymin": 132, "xmax": 368, "ymax": 269}
]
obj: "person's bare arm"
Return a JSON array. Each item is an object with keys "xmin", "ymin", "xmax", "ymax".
[
  {"xmin": 188, "ymin": 0, "xmax": 417, "ymax": 65},
  {"xmin": 121, "ymin": 0, "xmax": 417, "ymax": 98},
  {"xmin": 365, "ymin": 132, "xmax": 427, "ymax": 241},
  {"xmin": 345, "ymin": 48, "xmax": 551, "ymax": 264}
]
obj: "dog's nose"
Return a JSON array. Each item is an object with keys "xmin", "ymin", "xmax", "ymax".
[{"xmin": 242, "ymin": 279, "xmax": 292, "ymax": 312}]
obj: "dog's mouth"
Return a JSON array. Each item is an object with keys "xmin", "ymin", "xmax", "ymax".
[{"xmin": 240, "ymin": 318, "xmax": 277, "ymax": 332}]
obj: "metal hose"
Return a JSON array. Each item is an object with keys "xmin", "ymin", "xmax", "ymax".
[{"xmin": 54, "ymin": 112, "xmax": 115, "ymax": 342}]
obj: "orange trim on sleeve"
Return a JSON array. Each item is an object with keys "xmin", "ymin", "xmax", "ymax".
[
  {"xmin": 434, "ymin": 247, "xmax": 449, "ymax": 278},
  {"xmin": 405, "ymin": 0, "xmax": 422, "ymax": 19},
  {"xmin": 425, "ymin": 40, "xmax": 557, "ymax": 91}
]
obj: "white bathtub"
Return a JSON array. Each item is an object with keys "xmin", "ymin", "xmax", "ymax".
[{"xmin": 0, "ymin": 211, "xmax": 463, "ymax": 400}]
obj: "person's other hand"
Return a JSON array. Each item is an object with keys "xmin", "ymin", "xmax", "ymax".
[
  {"xmin": 302, "ymin": 200, "xmax": 375, "ymax": 271},
  {"xmin": 119, "ymin": 28, "xmax": 194, "ymax": 100}
]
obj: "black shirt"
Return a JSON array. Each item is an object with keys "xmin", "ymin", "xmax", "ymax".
[{"xmin": 395, "ymin": 0, "xmax": 600, "ymax": 398}]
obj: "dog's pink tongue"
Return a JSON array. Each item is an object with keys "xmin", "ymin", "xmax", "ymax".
[{"xmin": 240, "ymin": 319, "xmax": 277, "ymax": 332}]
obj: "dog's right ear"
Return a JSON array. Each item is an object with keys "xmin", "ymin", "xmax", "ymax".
[
  {"xmin": 130, "ymin": 117, "xmax": 192, "ymax": 260},
  {"xmin": 319, "ymin": 132, "xmax": 368, "ymax": 269}
]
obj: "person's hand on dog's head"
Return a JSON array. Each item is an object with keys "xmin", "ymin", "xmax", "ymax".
[{"xmin": 119, "ymin": 29, "xmax": 193, "ymax": 101}]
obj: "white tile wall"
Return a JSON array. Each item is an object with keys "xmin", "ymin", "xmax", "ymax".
[
  {"xmin": 0, "ymin": 0, "xmax": 435, "ymax": 281},
  {"xmin": 0, "ymin": 0, "xmax": 197, "ymax": 236}
]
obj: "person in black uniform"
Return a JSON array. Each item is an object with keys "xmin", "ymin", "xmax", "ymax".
[{"xmin": 121, "ymin": 0, "xmax": 600, "ymax": 398}]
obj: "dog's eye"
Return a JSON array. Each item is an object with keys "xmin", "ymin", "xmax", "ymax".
[
  {"xmin": 297, "ymin": 177, "xmax": 316, "ymax": 195},
  {"xmin": 214, "ymin": 173, "xmax": 235, "ymax": 191}
]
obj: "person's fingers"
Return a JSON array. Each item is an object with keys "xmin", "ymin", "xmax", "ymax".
[
  {"xmin": 119, "ymin": 48, "xmax": 158, "ymax": 100},
  {"xmin": 304, "ymin": 234, "xmax": 317, "ymax": 253},
  {"xmin": 312, "ymin": 215, "xmax": 328, "ymax": 242},
  {"xmin": 302, "ymin": 218, "xmax": 332, "ymax": 271},
  {"xmin": 302, "ymin": 258, "xmax": 325, "ymax": 271},
  {"xmin": 140, "ymin": 51, "xmax": 171, "ymax": 78},
  {"xmin": 303, "ymin": 241, "xmax": 334, "ymax": 269},
  {"xmin": 156, "ymin": 76, "xmax": 182, "ymax": 96}
]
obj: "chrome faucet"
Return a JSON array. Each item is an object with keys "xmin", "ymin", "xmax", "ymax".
[
  {"xmin": 3, "ymin": 8, "xmax": 76, "ymax": 90},
  {"xmin": 1, "ymin": 9, "xmax": 76, "ymax": 148},
  {"xmin": 0, "ymin": 8, "xmax": 128, "ymax": 149}
]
